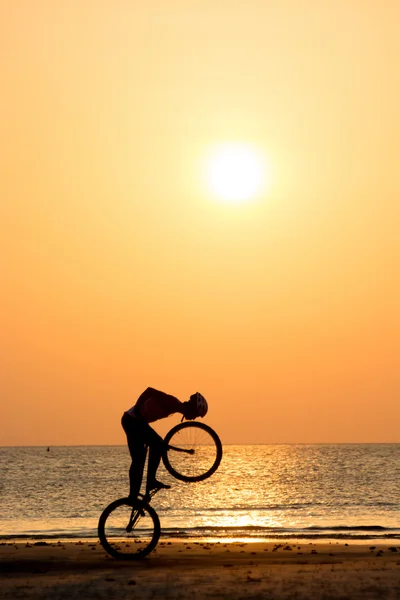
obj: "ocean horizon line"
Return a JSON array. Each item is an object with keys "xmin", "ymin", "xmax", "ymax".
[{"xmin": 1, "ymin": 441, "xmax": 400, "ymax": 448}]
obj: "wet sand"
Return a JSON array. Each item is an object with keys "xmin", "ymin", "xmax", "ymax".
[{"xmin": 1, "ymin": 540, "xmax": 400, "ymax": 599}]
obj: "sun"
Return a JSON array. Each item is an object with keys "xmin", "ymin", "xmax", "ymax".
[{"xmin": 205, "ymin": 143, "xmax": 266, "ymax": 203}]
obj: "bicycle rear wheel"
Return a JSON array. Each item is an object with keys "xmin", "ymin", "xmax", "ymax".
[
  {"xmin": 162, "ymin": 422, "xmax": 222, "ymax": 482},
  {"xmin": 98, "ymin": 498, "xmax": 160, "ymax": 559}
]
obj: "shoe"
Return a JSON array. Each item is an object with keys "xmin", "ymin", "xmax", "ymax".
[{"xmin": 147, "ymin": 479, "xmax": 171, "ymax": 492}]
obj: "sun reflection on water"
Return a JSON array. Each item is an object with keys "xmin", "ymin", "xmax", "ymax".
[{"xmin": 2, "ymin": 444, "xmax": 399, "ymax": 541}]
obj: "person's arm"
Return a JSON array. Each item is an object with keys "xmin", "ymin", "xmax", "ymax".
[
  {"xmin": 150, "ymin": 388, "xmax": 184, "ymax": 416},
  {"xmin": 138, "ymin": 388, "xmax": 196, "ymax": 421},
  {"xmin": 152, "ymin": 390, "xmax": 198, "ymax": 419},
  {"xmin": 137, "ymin": 387, "xmax": 159, "ymax": 404}
]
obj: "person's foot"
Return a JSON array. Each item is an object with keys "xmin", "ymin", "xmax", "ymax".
[{"xmin": 147, "ymin": 479, "xmax": 171, "ymax": 492}]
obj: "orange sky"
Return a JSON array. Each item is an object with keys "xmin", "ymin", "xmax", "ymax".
[{"xmin": 1, "ymin": 1, "xmax": 399, "ymax": 445}]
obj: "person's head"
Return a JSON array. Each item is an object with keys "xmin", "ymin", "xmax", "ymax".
[{"xmin": 188, "ymin": 392, "xmax": 208, "ymax": 418}]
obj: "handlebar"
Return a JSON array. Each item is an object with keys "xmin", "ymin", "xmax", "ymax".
[{"xmin": 167, "ymin": 444, "xmax": 195, "ymax": 455}]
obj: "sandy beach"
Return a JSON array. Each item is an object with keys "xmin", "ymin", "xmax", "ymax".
[{"xmin": 1, "ymin": 540, "xmax": 400, "ymax": 599}]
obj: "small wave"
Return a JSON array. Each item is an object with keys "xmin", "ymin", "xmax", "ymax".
[
  {"xmin": 161, "ymin": 524, "xmax": 400, "ymax": 533},
  {"xmin": 307, "ymin": 525, "xmax": 390, "ymax": 532},
  {"xmin": 161, "ymin": 503, "xmax": 323, "ymax": 513},
  {"xmin": 2, "ymin": 524, "xmax": 400, "ymax": 543},
  {"xmin": 0, "ymin": 532, "xmax": 98, "ymax": 541},
  {"xmin": 159, "ymin": 524, "xmax": 400, "ymax": 541}
]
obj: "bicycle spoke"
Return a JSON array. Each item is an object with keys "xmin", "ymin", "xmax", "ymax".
[{"xmin": 163, "ymin": 423, "xmax": 222, "ymax": 482}]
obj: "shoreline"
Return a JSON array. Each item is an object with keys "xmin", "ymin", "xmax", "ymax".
[
  {"xmin": 2, "ymin": 540, "xmax": 400, "ymax": 599},
  {"xmin": 2, "ymin": 535, "xmax": 400, "ymax": 545}
]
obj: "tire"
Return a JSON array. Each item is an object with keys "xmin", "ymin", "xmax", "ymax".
[
  {"xmin": 98, "ymin": 497, "xmax": 160, "ymax": 559},
  {"xmin": 162, "ymin": 422, "xmax": 222, "ymax": 483}
]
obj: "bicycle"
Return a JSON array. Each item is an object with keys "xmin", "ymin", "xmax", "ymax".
[{"xmin": 98, "ymin": 421, "xmax": 222, "ymax": 559}]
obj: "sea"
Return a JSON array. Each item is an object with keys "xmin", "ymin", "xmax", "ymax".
[{"xmin": 1, "ymin": 444, "xmax": 399, "ymax": 543}]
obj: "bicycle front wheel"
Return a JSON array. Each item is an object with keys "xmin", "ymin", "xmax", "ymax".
[
  {"xmin": 162, "ymin": 422, "xmax": 222, "ymax": 482},
  {"xmin": 98, "ymin": 498, "xmax": 160, "ymax": 559}
]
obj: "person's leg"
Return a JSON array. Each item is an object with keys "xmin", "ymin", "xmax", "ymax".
[
  {"xmin": 127, "ymin": 439, "xmax": 147, "ymax": 499},
  {"xmin": 147, "ymin": 443, "xmax": 164, "ymax": 488},
  {"xmin": 122, "ymin": 414, "xmax": 147, "ymax": 499},
  {"xmin": 143, "ymin": 424, "xmax": 170, "ymax": 492}
]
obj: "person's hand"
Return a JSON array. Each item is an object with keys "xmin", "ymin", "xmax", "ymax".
[{"xmin": 182, "ymin": 401, "xmax": 197, "ymax": 420}]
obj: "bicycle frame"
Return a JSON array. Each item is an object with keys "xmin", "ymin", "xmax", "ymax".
[{"xmin": 99, "ymin": 420, "xmax": 222, "ymax": 560}]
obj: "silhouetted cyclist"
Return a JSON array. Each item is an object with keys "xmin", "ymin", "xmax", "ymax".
[{"xmin": 122, "ymin": 388, "xmax": 208, "ymax": 500}]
